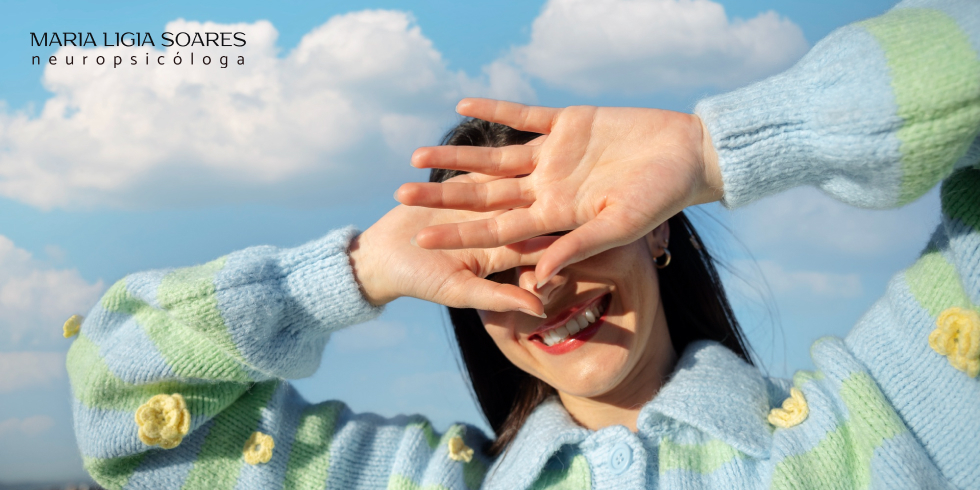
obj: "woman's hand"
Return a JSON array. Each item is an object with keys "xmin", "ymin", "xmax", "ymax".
[
  {"xmin": 350, "ymin": 173, "xmax": 556, "ymax": 315},
  {"xmin": 396, "ymin": 98, "xmax": 724, "ymax": 286}
]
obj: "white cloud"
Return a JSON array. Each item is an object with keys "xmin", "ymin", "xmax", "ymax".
[
  {"xmin": 0, "ymin": 353, "xmax": 65, "ymax": 393},
  {"xmin": 0, "ymin": 415, "xmax": 56, "ymax": 437},
  {"xmin": 0, "ymin": 12, "xmax": 534, "ymax": 210},
  {"xmin": 0, "ymin": 235, "xmax": 105, "ymax": 348},
  {"xmin": 513, "ymin": 0, "xmax": 808, "ymax": 95},
  {"xmin": 751, "ymin": 259, "xmax": 862, "ymax": 299},
  {"xmin": 330, "ymin": 320, "xmax": 408, "ymax": 351},
  {"xmin": 730, "ymin": 186, "xmax": 941, "ymax": 258}
]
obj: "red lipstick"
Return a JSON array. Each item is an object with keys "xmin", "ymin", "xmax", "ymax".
[{"xmin": 529, "ymin": 293, "xmax": 611, "ymax": 355}]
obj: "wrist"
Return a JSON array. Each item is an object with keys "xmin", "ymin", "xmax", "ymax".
[
  {"xmin": 695, "ymin": 114, "xmax": 724, "ymax": 205},
  {"xmin": 348, "ymin": 231, "xmax": 397, "ymax": 307}
]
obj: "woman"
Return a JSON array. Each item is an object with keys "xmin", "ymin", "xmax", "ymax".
[{"xmin": 68, "ymin": 1, "xmax": 979, "ymax": 488}]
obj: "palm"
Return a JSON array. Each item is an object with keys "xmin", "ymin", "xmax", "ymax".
[
  {"xmin": 351, "ymin": 176, "xmax": 556, "ymax": 313},
  {"xmin": 397, "ymin": 99, "xmax": 721, "ymax": 285}
]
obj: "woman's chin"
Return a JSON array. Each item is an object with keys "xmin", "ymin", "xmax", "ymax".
[{"xmin": 541, "ymin": 349, "xmax": 633, "ymax": 399}]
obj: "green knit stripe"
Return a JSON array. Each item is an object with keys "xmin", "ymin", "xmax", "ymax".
[
  {"xmin": 905, "ymin": 251, "xmax": 974, "ymax": 318},
  {"xmin": 99, "ymin": 279, "xmax": 130, "ymax": 311},
  {"xmin": 406, "ymin": 420, "xmax": 441, "ymax": 450},
  {"xmin": 156, "ymin": 257, "xmax": 249, "ymax": 368},
  {"xmin": 386, "ymin": 475, "xmax": 451, "ymax": 490},
  {"xmin": 283, "ymin": 402, "xmax": 345, "ymax": 490},
  {"xmin": 861, "ymin": 9, "xmax": 980, "ymax": 204},
  {"xmin": 941, "ymin": 168, "xmax": 980, "ymax": 231},
  {"xmin": 100, "ymin": 277, "xmax": 250, "ymax": 383},
  {"xmin": 384, "ymin": 422, "xmax": 485, "ymax": 489},
  {"xmin": 437, "ymin": 424, "xmax": 466, "ymax": 448},
  {"xmin": 771, "ymin": 372, "xmax": 906, "ymax": 490},
  {"xmin": 67, "ymin": 332, "xmax": 247, "ymax": 415},
  {"xmin": 792, "ymin": 370, "xmax": 825, "ymax": 388},
  {"xmin": 660, "ymin": 438, "xmax": 745, "ymax": 475},
  {"xmin": 529, "ymin": 454, "xmax": 591, "ymax": 490},
  {"xmin": 83, "ymin": 453, "xmax": 145, "ymax": 490},
  {"xmin": 181, "ymin": 380, "xmax": 279, "ymax": 490},
  {"xmin": 387, "ymin": 462, "xmax": 487, "ymax": 490},
  {"xmin": 463, "ymin": 458, "xmax": 488, "ymax": 490},
  {"xmin": 438, "ymin": 425, "xmax": 486, "ymax": 490}
]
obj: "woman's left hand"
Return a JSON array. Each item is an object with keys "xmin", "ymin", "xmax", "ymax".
[{"xmin": 397, "ymin": 98, "xmax": 724, "ymax": 286}]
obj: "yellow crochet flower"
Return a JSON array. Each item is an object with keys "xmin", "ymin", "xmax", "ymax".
[
  {"xmin": 243, "ymin": 431, "xmax": 275, "ymax": 465},
  {"xmin": 135, "ymin": 393, "xmax": 191, "ymax": 449},
  {"xmin": 63, "ymin": 314, "xmax": 83, "ymax": 338},
  {"xmin": 768, "ymin": 387, "xmax": 809, "ymax": 429},
  {"xmin": 447, "ymin": 435, "xmax": 473, "ymax": 463},
  {"xmin": 929, "ymin": 307, "xmax": 980, "ymax": 378}
]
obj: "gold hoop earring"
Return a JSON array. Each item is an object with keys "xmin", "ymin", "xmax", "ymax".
[{"xmin": 655, "ymin": 249, "xmax": 671, "ymax": 269}]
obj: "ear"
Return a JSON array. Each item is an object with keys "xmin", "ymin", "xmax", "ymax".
[{"xmin": 644, "ymin": 221, "xmax": 671, "ymax": 255}]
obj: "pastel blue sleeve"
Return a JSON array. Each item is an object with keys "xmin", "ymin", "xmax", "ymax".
[{"xmin": 695, "ymin": 0, "xmax": 980, "ymax": 210}]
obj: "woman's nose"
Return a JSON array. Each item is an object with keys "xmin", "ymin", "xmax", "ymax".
[{"xmin": 517, "ymin": 266, "xmax": 567, "ymax": 305}]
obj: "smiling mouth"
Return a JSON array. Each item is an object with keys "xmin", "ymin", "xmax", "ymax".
[{"xmin": 530, "ymin": 293, "xmax": 612, "ymax": 348}]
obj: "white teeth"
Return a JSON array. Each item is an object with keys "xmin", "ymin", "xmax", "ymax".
[{"xmin": 538, "ymin": 298, "xmax": 610, "ymax": 347}]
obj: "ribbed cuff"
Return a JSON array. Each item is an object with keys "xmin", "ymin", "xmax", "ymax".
[
  {"xmin": 695, "ymin": 24, "xmax": 905, "ymax": 209},
  {"xmin": 695, "ymin": 72, "xmax": 815, "ymax": 209},
  {"xmin": 280, "ymin": 226, "xmax": 384, "ymax": 333}
]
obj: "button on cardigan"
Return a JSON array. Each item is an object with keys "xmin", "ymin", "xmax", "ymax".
[{"xmin": 67, "ymin": 0, "xmax": 980, "ymax": 488}]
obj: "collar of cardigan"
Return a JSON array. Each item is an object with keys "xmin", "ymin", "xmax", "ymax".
[{"xmin": 484, "ymin": 340, "xmax": 774, "ymax": 490}]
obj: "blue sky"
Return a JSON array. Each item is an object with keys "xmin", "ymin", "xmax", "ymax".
[{"xmin": 0, "ymin": 0, "xmax": 931, "ymax": 483}]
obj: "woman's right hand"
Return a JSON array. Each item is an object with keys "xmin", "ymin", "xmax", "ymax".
[
  {"xmin": 349, "ymin": 173, "xmax": 555, "ymax": 316},
  {"xmin": 400, "ymin": 99, "xmax": 723, "ymax": 288}
]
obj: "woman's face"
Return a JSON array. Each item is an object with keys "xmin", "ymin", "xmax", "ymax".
[{"xmin": 478, "ymin": 226, "xmax": 675, "ymax": 402}]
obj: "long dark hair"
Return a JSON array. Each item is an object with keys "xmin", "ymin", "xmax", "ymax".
[{"xmin": 431, "ymin": 118, "xmax": 752, "ymax": 457}]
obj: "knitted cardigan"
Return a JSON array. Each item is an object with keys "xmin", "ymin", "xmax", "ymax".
[{"xmin": 68, "ymin": 0, "xmax": 980, "ymax": 488}]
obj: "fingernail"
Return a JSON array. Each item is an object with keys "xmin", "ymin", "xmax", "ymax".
[
  {"xmin": 518, "ymin": 308, "xmax": 547, "ymax": 319},
  {"xmin": 536, "ymin": 269, "xmax": 560, "ymax": 290},
  {"xmin": 393, "ymin": 190, "xmax": 400, "ymax": 201},
  {"xmin": 410, "ymin": 236, "xmax": 418, "ymax": 247}
]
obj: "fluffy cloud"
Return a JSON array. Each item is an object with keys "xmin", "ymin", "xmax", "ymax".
[
  {"xmin": 0, "ymin": 353, "xmax": 65, "ymax": 393},
  {"xmin": 513, "ymin": 0, "xmax": 808, "ymax": 94},
  {"xmin": 0, "ymin": 4, "xmax": 811, "ymax": 210},
  {"xmin": 751, "ymin": 260, "xmax": 862, "ymax": 299},
  {"xmin": 730, "ymin": 187, "xmax": 941, "ymax": 259},
  {"xmin": 0, "ymin": 415, "xmax": 56, "ymax": 437},
  {"xmin": 0, "ymin": 12, "xmax": 533, "ymax": 209},
  {"xmin": 0, "ymin": 235, "xmax": 104, "ymax": 348}
]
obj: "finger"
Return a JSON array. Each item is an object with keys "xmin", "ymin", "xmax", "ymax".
[
  {"xmin": 534, "ymin": 209, "xmax": 643, "ymax": 287},
  {"xmin": 395, "ymin": 179, "xmax": 532, "ymax": 211},
  {"xmin": 440, "ymin": 272, "xmax": 545, "ymax": 315},
  {"xmin": 484, "ymin": 235, "xmax": 561, "ymax": 274},
  {"xmin": 411, "ymin": 145, "xmax": 536, "ymax": 176},
  {"xmin": 456, "ymin": 98, "xmax": 562, "ymax": 134},
  {"xmin": 444, "ymin": 172, "xmax": 499, "ymax": 184},
  {"xmin": 414, "ymin": 207, "xmax": 551, "ymax": 250}
]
